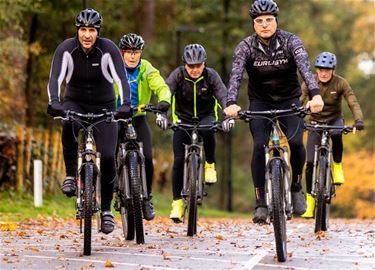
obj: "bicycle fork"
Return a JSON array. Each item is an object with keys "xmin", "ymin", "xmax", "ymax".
[{"xmin": 265, "ymin": 147, "xmax": 293, "ymax": 221}]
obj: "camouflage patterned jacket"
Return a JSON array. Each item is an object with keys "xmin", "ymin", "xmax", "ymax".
[{"xmin": 227, "ymin": 29, "xmax": 319, "ymax": 105}]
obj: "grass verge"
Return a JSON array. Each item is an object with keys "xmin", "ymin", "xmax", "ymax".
[{"xmin": 0, "ymin": 191, "xmax": 247, "ymax": 222}]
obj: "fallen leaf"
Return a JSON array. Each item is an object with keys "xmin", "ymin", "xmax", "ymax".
[
  {"xmin": 215, "ymin": 235, "xmax": 224, "ymax": 240},
  {"xmin": 104, "ymin": 260, "xmax": 114, "ymax": 267}
]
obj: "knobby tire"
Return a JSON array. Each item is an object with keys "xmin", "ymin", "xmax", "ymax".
[
  {"xmin": 128, "ymin": 151, "xmax": 144, "ymax": 244},
  {"xmin": 187, "ymin": 152, "xmax": 198, "ymax": 236},
  {"xmin": 315, "ymin": 156, "xmax": 328, "ymax": 233},
  {"xmin": 119, "ymin": 165, "xmax": 135, "ymax": 240},
  {"xmin": 270, "ymin": 159, "xmax": 287, "ymax": 262},
  {"xmin": 83, "ymin": 163, "xmax": 94, "ymax": 256}
]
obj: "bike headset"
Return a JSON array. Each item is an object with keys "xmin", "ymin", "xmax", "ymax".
[
  {"xmin": 182, "ymin": 44, "xmax": 207, "ymax": 65},
  {"xmin": 75, "ymin": 8, "xmax": 102, "ymax": 34},
  {"xmin": 249, "ymin": 0, "xmax": 279, "ymax": 19},
  {"xmin": 119, "ymin": 33, "xmax": 145, "ymax": 50},
  {"xmin": 315, "ymin": 52, "xmax": 337, "ymax": 69}
]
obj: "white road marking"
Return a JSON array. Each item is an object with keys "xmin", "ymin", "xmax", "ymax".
[{"xmin": 241, "ymin": 250, "xmax": 268, "ymax": 269}]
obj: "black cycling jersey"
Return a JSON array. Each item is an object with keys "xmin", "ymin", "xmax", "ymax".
[
  {"xmin": 166, "ymin": 66, "xmax": 227, "ymax": 122},
  {"xmin": 47, "ymin": 37, "xmax": 130, "ymax": 107},
  {"xmin": 227, "ymin": 29, "xmax": 319, "ymax": 104}
]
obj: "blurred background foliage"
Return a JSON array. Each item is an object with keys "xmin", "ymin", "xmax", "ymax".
[{"xmin": 0, "ymin": 0, "xmax": 374, "ymax": 217}]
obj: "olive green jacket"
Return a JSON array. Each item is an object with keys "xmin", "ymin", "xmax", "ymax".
[
  {"xmin": 115, "ymin": 59, "xmax": 171, "ymax": 116},
  {"xmin": 300, "ymin": 74, "xmax": 363, "ymax": 122}
]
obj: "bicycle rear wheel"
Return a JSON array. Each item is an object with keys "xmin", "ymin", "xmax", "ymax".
[
  {"xmin": 83, "ymin": 163, "xmax": 94, "ymax": 256},
  {"xmin": 118, "ymin": 165, "xmax": 135, "ymax": 240},
  {"xmin": 128, "ymin": 151, "xmax": 144, "ymax": 244},
  {"xmin": 315, "ymin": 156, "xmax": 329, "ymax": 233},
  {"xmin": 187, "ymin": 152, "xmax": 199, "ymax": 237},
  {"xmin": 270, "ymin": 159, "xmax": 287, "ymax": 262}
]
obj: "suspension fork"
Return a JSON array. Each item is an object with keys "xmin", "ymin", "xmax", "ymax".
[
  {"xmin": 138, "ymin": 142, "xmax": 148, "ymax": 199},
  {"xmin": 282, "ymin": 146, "xmax": 292, "ymax": 218}
]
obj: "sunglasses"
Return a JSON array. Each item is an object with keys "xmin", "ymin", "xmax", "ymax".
[{"xmin": 253, "ymin": 17, "xmax": 276, "ymax": 26}]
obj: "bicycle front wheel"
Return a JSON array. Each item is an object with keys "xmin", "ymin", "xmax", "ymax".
[
  {"xmin": 83, "ymin": 163, "xmax": 94, "ymax": 256},
  {"xmin": 128, "ymin": 151, "xmax": 145, "ymax": 244},
  {"xmin": 187, "ymin": 152, "xmax": 199, "ymax": 237},
  {"xmin": 315, "ymin": 156, "xmax": 329, "ymax": 233},
  {"xmin": 270, "ymin": 159, "xmax": 287, "ymax": 262}
]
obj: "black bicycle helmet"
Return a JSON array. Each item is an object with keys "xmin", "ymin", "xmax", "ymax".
[
  {"xmin": 249, "ymin": 0, "xmax": 279, "ymax": 19},
  {"xmin": 119, "ymin": 33, "xmax": 145, "ymax": 50},
  {"xmin": 315, "ymin": 52, "xmax": 337, "ymax": 69},
  {"xmin": 75, "ymin": 8, "xmax": 102, "ymax": 30},
  {"xmin": 182, "ymin": 44, "xmax": 207, "ymax": 65}
]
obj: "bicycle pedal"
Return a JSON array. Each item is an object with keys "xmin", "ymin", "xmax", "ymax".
[{"xmin": 203, "ymin": 192, "xmax": 208, "ymax": 197}]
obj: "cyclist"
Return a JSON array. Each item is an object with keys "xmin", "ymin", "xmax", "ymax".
[
  {"xmin": 46, "ymin": 8, "xmax": 131, "ymax": 234},
  {"xmin": 116, "ymin": 33, "xmax": 171, "ymax": 221},
  {"xmin": 223, "ymin": 0, "xmax": 324, "ymax": 224},
  {"xmin": 166, "ymin": 44, "xmax": 227, "ymax": 222},
  {"xmin": 300, "ymin": 52, "xmax": 364, "ymax": 218}
]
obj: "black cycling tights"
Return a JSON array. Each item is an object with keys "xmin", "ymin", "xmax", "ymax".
[
  {"xmin": 62, "ymin": 99, "xmax": 117, "ymax": 211},
  {"xmin": 249, "ymin": 98, "xmax": 305, "ymax": 191}
]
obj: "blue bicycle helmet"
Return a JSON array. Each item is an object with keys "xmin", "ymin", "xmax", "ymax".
[{"xmin": 315, "ymin": 52, "xmax": 337, "ymax": 69}]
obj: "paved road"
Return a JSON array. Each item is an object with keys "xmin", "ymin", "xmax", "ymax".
[{"xmin": 1, "ymin": 217, "xmax": 374, "ymax": 269}]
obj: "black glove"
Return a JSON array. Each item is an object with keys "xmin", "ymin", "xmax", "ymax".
[
  {"xmin": 156, "ymin": 113, "xmax": 168, "ymax": 130},
  {"xmin": 157, "ymin": 101, "xmax": 170, "ymax": 112},
  {"xmin": 47, "ymin": 100, "xmax": 64, "ymax": 117},
  {"xmin": 354, "ymin": 120, "xmax": 364, "ymax": 131},
  {"xmin": 115, "ymin": 104, "xmax": 132, "ymax": 119}
]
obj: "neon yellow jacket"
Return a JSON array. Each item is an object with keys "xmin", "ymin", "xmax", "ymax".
[{"xmin": 115, "ymin": 59, "xmax": 171, "ymax": 117}]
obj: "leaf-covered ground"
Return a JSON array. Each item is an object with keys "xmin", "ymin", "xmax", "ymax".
[{"xmin": 1, "ymin": 216, "xmax": 374, "ymax": 269}]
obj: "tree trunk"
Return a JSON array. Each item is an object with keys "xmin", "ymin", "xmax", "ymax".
[
  {"xmin": 25, "ymin": 14, "xmax": 38, "ymax": 127},
  {"xmin": 140, "ymin": 0, "xmax": 155, "ymax": 41}
]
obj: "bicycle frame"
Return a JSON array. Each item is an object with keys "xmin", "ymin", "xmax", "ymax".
[
  {"xmin": 114, "ymin": 104, "xmax": 162, "ymax": 244},
  {"xmin": 265, "ymin": 123, "xmax": 293, "ymax": 220},
  {"xmin": 304, "ymin": 122, "xmax": 354, "ymax": 232},
  {"xmin": 238, "ymin": 105, "xmax": 307, "ymax": 262},
  {"xmin": 76, "ymin": 123, "xmax": 101, "ymax": 227},
  {"xmin": 311, "ymin": 129, "xmax": 332, "ymax": 199},
  {"xmin": 55, "ymin": 110, "xmax": 113, "ymax": 256},
  {"xmin": 170, "ymin": 121, "xmax": 222, "ymax": 236},
  {"xmin": 117, "ymin": 119, "xmax": 148, "ymax": 202},
  {"xmin": 182, "ymin": 128, "xmax": 204, "ymax": 203}
]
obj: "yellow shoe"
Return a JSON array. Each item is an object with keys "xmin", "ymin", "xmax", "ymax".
[
  {"xmin": 301, "ymin": 193, "xmax": 315, "ymax": 218},
  {"xmin": 169, "ymin": 199, "xmax": 185, "ymax": 223},
  {"xmin": 332, "ymin": 162, "xmax": 345, "ymax": 185},
  {"xmin": 204, "ymin": 162, "xmax": 217, "ymax": 184}
]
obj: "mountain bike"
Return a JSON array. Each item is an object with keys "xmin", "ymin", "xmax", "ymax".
[
  {"xmin": 304, "ymin": 122, "xmax": 354, "ymax": 233},
  {"xmin": 55, "ymin": 110, "xmax": 114, "ymax": 256},
  {"xmin": 113, "ymin": 104, "xmax": 161, "ymax": 244},
  {"xmin": 237, "ymin": 105, "xmax": 306, "ymax": 262},
  {"xmin": 169, "ymin": 120, "xmax": 222, "ymax": 236}
]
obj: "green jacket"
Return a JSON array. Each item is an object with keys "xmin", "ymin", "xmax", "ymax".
[
  {"xmin": 300, "ymin": 74, "xmax": 363, "ymax": 122},
  {"xmin": 115, "ymin": 59, "xmax": 171, "ymax": 117}
]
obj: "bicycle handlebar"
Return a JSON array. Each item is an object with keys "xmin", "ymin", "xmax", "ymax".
[
  {"xmin": 237, "ymin": 105, "xmax": 308, "ymax": 121},
  {"xmin": 304, "ymin": 122, "xmax": 355, "ymax": 134},
  {"xmin": 54, "ymin": 110, "xmax": 115, "ymax": 122},
  {"xmin": 168, "ymin": 122, "xmax": 223, "ymax": 132}
]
